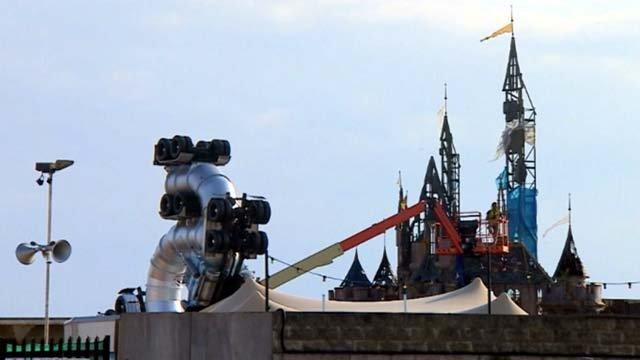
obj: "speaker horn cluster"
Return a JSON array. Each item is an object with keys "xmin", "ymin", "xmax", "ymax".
[{"xmin": 15, "ymin": 240, "xmax": 72, "ymax": 265}]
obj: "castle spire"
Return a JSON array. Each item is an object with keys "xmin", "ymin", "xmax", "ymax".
[
  {"xmin": 397, "ymin": 171, "xmax": 407, "ymax": 212},
  {"xmin": 440, "ymin": 83, "xmax": 451, "ymax": 142},
  {"xmin": 552, "ymin": 194, "xmax": 586, "ymax": 279},
  {"xmin": 438, "ymin": 84, "xmax": 460, "ymax": 217},
  {"xmin": 420, "ymin": 156, "xmax": 446, "ymax": 202},
  {"xmin": 340, "ymin": 249, "xmax": 371, "ymax": 288},
  {"xmin": 372, "ymin": 247, "xmax": 398, "ymax": 288},
  {"xmin": 552, "ymin": 226, "xmax": 587, "ymax": 280},
  {"xmin": 501, "ymin": 24, "xmax": 539, "ymax": 258}
]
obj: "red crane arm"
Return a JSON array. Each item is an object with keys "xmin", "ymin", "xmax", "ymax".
[
  {"xmin": 264, "ymin": 200, "xmax": 426, "ymax": 289},
  {"xmin": 339, "ymin": 201, "xmax": 426, "ymax": 251},
  {"xmin": 432, "ymin": 200, "xmax": 464, "ymax": 254}
]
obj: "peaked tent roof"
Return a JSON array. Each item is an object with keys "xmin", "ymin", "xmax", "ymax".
[
  {"xmin": 205, "ymin": 277, "xmax": 528, "ymax": 315},
  {"xmin": 340, "ymin": 250, "xmax": 371, "ymax": 288},
  {"xmin": 372, "ymin": 248, "xmax": 398, "ymax": 288},
  {"xmin": 553, "ymin": 226, "xmax": 587, "ymax": 279}
]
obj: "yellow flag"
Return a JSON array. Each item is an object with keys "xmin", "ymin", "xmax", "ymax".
[{"xmin": 480, "ymin": 22, "xmax": 513, "ymax": 42}]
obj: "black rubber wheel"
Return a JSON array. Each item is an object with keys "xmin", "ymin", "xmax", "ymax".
[
  {"xmin": 206, "ymin": 230, "xmax": 230, "ymax": 252},
  {"xmin": 210, "ymin": 139, "xmax": 231, "ymax": 158},
  {"xmin": 155, "ymin": 138, "xmax": 172, "ymax": 162},
  {"xmin": 172, "ymin": 135, "xmax": 193, "ymax": 159},
  {"xmin": 181, "ymin": 194, "xmax": 202, "ymax": 218},
  {"xmin": 207, "ymin": 198, "xmax": 231, "ymax": 222},
  {"xmin": 114, "ymin": 296, "xmax": 126, "ymax": 314},
  {"xmin": 248, "ymin": 200, "xmax": 271, "ymax": 225},
  {"xmin": 159, "ymin": 194, "xmax": 174, "ymax": 216},
  {"xmin": 256, "ymin": 231, "xmax": 268, "ymax": 255},
  {"xmin": 169, "ymin": 138, "xmax": 181, "ymax": 159},
  {"xmin": 172, "ymin": 194, "xmax": 185, "ymax": 215}
]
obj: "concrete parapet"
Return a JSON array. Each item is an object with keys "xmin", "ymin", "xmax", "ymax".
[{"xmin": 117, "ymin": 312, "xmax": 272, "ymax": 360}]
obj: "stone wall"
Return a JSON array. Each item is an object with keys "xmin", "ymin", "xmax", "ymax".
[{"xmin": 273, "ymin": 312, "xmax": 640, "ymax": 359}]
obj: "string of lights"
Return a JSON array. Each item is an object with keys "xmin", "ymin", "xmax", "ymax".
[
  {"xmin": 267, "ymin": 255, "xmax": 372, "ymax": 286},
  {"xmin": 598, "ymin": 280, "xmax": 640, "ymax": 289},
  {"xmin": 265, "ymin": 255, "xmax": 639, "ymax": 290}
]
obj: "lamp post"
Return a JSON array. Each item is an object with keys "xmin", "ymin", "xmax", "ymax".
[
  {"xmin": 264, "ymin": 249, "xmax": 270, "ymax": 312},
  {"xmin": 487, "ymin": 248, "xmax": 492, "ymax": 315},
  {"xmin": 16, "ymin": 159, "xmax": 74, "ymax": 345}
]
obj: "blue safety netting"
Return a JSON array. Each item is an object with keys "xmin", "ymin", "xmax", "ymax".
[
  {"xmin": 495, "ymin": 167, "xmax": 508, "ymax": 190},
  {"xmin": 507, "ymin": 186, "xmax": 538, "ymax": 258}
]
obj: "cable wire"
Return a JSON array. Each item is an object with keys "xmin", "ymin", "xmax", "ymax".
[{"xmin": 267, "ymin": 255, "xmax": 372, "ymax": 287}]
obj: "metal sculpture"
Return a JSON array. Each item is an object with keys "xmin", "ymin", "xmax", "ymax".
[{"xmin": 145, "ymin": 136, "xmax": 270, "ymax": 312}]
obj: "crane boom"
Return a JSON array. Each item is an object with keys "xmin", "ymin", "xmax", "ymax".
[{"xmin": 263, "ymin": 201, "xmax": 426, "ymax": 289}]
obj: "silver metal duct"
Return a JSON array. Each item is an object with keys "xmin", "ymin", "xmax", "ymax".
[{"xmin": 145, "ymin": 162, "xmax": 238, "ymax": 312}]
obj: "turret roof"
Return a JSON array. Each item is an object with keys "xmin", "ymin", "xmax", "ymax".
[
  {"xmin": 372, "ymin": 248, "xmax": 397, "ymax": 288},
  {"xmin": 339, "ymin": 249, "xmax": 371, "ymax": 288},
  {"xmin": 553, "ymin": 226, "xmax": 587, "ymax": 279}
]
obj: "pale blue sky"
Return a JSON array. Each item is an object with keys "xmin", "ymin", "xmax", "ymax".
[{"xmin": 2, "ymin": 1, "xmax": 639, "ymax": 316}]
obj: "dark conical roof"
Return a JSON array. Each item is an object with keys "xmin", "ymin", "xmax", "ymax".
[
  {"xmin": 420, "ymin": 156, "xmax": 445, "ymax": 201},
  {"xmin": 440, "ymin": 114, "xmax": 452, "ymax": 144},
  {"xmin": 372, "ymin": 248, "xmax": 397, "ymax": 288},
  {"xmin": 340, "ymin": 249, "xmax": 371, "ymax": 288},
  {"xmin": 503, "ymin": 36, "xmax": 524, "ymax": 92},
  {"xmin": 553, "ymin": 226, "xmax": 587, "ymax": 279}
]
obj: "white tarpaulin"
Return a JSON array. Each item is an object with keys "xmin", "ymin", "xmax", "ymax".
[
  {"xmin": 203, "ymin": 277, "xmax": 527, "ymax": 315},
  {"xmin": 493, "ymin": 122, "xmax": 535, "ymax": 161}
]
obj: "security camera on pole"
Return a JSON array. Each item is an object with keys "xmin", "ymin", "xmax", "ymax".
[{"xmin": 15, "ymin": 159, "xmax": 74, "ymax": 346}]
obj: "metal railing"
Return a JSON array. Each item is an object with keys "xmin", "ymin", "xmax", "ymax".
[
  {"xmin": 0, "ymin": 336, "xmax": 110, "ymax": 359},
  {"xmin": 436, "ymin": 211, "xmax": 510, "ymax": 254}
]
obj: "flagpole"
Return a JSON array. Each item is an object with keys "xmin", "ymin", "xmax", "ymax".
[
  {"xmin": 568, "ymin": 193, "xmax": 572, "ymax": 227},
  {"xmin": 510, "ymin": 5, "xmax": 515, "ymax": 36},
  {"xmin": 444, "ymin": 83, "xmax": 448, "ymax": 114}
]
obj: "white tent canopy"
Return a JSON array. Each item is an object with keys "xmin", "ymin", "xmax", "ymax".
[{"xmin": 203, "ymin": 277, "xmax": 527, "ymax": 315}]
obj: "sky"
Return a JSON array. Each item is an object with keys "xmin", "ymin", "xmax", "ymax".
[{"xmin": 1, "ymin": 1, "xmax": 639, "ymax": 317}]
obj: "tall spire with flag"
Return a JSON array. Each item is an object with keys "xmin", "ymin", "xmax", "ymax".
[
  {"xmin": 484, "ymin": 11, "xmax": 539, "ymax": 258},
  {"xmin": 480, "ymin": 7, "xmax": 514, "ymax": 43},
  {"xmin": 500, "ymin": 11, "xmax": 536, "ymax": 191}
]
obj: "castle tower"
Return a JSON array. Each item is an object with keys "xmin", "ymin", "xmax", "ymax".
[
  {"xmin": 541, "ymin": 198, "xmax": 606, "ymax": 314},
  {"xmin": 396, "ymin": 172, "xmax": 412, "ymax": 287},
  {"xmin": 501, "ymin": 25, "xmax": 539, "ymax": 258},
  {"xmin": 439, "ymin": 84, "xmax": 461, "ymax": 218}
]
